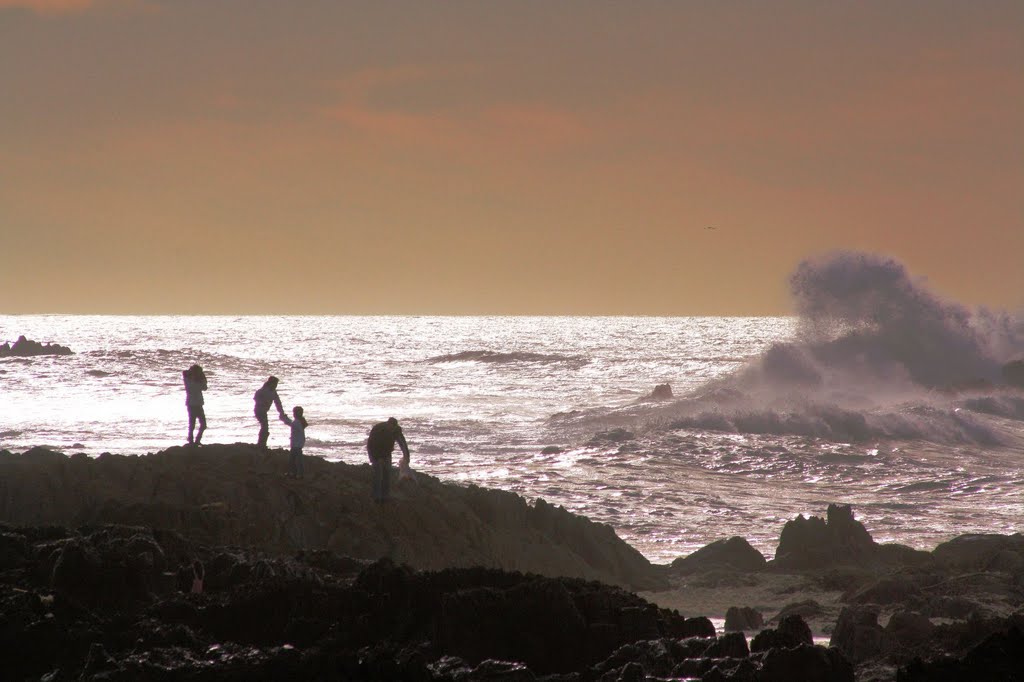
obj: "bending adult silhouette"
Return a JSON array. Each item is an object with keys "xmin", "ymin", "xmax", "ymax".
[
  {"xmin": 366, "ymin": 417, "xmax": 410, "ymax": 502},
  {"xmin": 253, "ymin": 375, "xmax": 284, "ymax": 449}
]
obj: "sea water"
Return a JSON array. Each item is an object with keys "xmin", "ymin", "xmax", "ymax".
[{"xmin": 3, "ymin": 255, "xmax": 1023, "ymax": 564}]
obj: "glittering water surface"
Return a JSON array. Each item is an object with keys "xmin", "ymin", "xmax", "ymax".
[{"xmin": 2, "ymin": 315, "xmax": 1022, "ymax": 564}]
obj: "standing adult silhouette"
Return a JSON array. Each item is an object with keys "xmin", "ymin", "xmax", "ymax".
[{"xmin": 183, "ymin": 364, "xmax": 207, "ymax": 446}]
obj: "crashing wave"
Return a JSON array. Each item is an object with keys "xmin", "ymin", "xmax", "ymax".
[
  {"xmin": 742, "ymin": 251, "xmax": 1024, "ymax": 391},
  {"xmin": 631, "ymin": 251, "xmax": 1024, "ymax": 446},
  {"xmin": 665, "ymin": 402, "xmax": 1006, "ymax": 446}
]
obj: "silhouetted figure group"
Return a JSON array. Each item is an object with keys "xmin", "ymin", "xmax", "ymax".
[{"xmin": 180, "ymin": 365, "xmax": 413, "ymax": 499}]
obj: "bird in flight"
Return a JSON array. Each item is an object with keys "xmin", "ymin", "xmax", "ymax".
[{"xmin": 705, "ymin": 226, "xmax": 716, "ymax": 230}]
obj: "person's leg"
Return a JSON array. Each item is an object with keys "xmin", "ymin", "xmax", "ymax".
[
  {"xmin": 256, "ymin": 412, "xmax": 269, "ymax": 448},
  {"xmin": 371, "ymin": 457, "xmax": 382, "ymax": 500},
  {"xmin": 187, "ymin": 406, "xmax": 196, "ymax": 444},
  {"xmin": 295, "ymin": 448, "xmax": 304, "ymax": 478},
  {"xmin": 195, "ymin": 406, "xmax": 206, "ymax": 445},
  {"xmin": 380, "ymin": 453, "xmax": 391, "ymax": 500}
]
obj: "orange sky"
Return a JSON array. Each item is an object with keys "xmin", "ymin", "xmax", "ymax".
[{"xmin": 2, "ymin": 1, "xmax": 1022, "ymax": 315}]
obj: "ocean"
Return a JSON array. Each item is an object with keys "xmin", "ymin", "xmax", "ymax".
[{"xmin": 3, "ymin": 257, "xmax": 1023, "ymax": 565}]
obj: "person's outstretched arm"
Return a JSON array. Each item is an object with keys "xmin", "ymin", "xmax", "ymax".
[
  {"xmin": 397, "ymin": 430, "xmax": 410, "ymax": 460},
  {"xmin": 280, "ymin": 413, "xmax": 293, "ymax": 425},
  {"xmin": 273, "ymin": 392, "xmax": 284, "ymax": 415}
]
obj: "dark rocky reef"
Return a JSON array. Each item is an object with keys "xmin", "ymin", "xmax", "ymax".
[
  {"xmin": 0, "ymin": 523, "xmax": 854, "ymax": 681},
  {"xmin": 0, "ymin": 335, "xmax": 73, "ymax": 357},
  {"xmin": 0, "ymin": 445, "xmax": 662, "ymax": 592},
  {"xmin": 668, "ymin": 504, "xmax": 1024, "ymax": 681}
]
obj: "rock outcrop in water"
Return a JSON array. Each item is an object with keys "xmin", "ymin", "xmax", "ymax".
[
  {"xmin": 0, "ymin": 335, "xmax": 73, "ymax": 357},
  {"xmin": 0, "ymin": 445, "xmax": 663, "ymax": 591}
]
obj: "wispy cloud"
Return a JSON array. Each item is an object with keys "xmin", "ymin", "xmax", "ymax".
[
  {"xmin": 0, "ymin": 0, "xmax": 96, "ymax": 14},
  {"xmin": 323, "ymin": 64, "xmax": 592, "ymax": 159},
  {"xmin": 0, "ymin": 0, "xmax": 144, "ymax": 15}
]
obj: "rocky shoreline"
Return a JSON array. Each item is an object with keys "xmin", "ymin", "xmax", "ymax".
[{"xmin": 1, "ymin": 447, "xmax": 1022, "ymax": 680}]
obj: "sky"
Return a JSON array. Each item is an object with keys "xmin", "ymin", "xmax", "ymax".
[{"xmin": 1, "ymin": 0, "xmax": 1022, "ymax": 315}]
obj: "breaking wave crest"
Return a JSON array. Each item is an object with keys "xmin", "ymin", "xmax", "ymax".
[
  {"xmin": 647, "ymin": 251, "xmax": 1024, "ymax": 446},
  {"xmin": 743, "ymin": 251, "xmax": 1024, "ymax": 390},
  {"xmin": 665, "ymin": 403, "xmax": 1005, "ymax": 445}
]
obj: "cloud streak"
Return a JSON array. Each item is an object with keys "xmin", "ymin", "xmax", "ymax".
[{"xmin": 323, "ymin": 64, "xmax": 592, "ymax": 159}]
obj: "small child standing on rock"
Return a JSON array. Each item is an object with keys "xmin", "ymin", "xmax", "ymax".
[{"xmin": 280, "ymin": 406, "xmax": 308, "ymax": 479}]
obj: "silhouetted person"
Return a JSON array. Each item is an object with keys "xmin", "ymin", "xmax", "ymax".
[
  {"xmin": 366, "ymin": 417, "xmax": 410, "ymax": 502},
  {"xmin": 280, "ymin": 405, "xmax": 308, "ymax": 478},
  {"xmin": 253, "ymin": 376, "xmax": 284, "ymax": 449},
  {"xmin": 183, "ymin": 364, "xmax": 207, "ymax": 446}
]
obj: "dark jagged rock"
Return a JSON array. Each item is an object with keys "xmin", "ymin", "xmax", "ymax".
[
  {"xmin": 671, "ymin": 536, "xmax": 766, "ymax": 574},
  {"xmin": 750, "ymin": 614, "xmax": 813, "ymax": 653},
  {"xmin": 759, "ymin": 643, "xmax": 855, "ymax": 682},
  {"xmin": 932, "ymin": 533, "xmax": 1024, "ymax": 571},
  {"xmin": 771, "ymin": 599, "xmax": 824, "ymax": 623},
  {"xmin": 897, "ymin": 626, "xmax": 1024, "ymax": 682},
  {"xmin": 0, "ymin": 523, "xmax": 694, "ymax": 681},
  {"xmin": 642, "ymin": 383, "xmax": 673, "ymax": 401},
  {"xmin": 0, "ymin": 446, "xmax": 663, "ymax": 591},
  {"xmin": 829, "ymin": 606, "xmax": 887, "ymax": 663},
  {"xmin": 772, "ymin": 503, "xmax": 877, "ymax": 570},
  {"xmin": 724, "ymin": 605, "xmax": 764, "ymax": 632},
  {"xmin": 0, "ymin": 335, "xmax": 73, "ymax": 357},
  {"xmin": 885, "ymin": 610, "xmax": 935, "ymax": 649}
]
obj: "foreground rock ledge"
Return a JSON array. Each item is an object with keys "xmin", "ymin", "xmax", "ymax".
[{"xmin": 0, "ymin": 445, "xmax": 663, "ymax": 591}]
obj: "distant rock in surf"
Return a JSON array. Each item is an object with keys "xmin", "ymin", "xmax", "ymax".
[
  {"xmin": 0, "ymin": 335, "xmax": 73, "ymax": 358},
  {"xmin": 642, "ymin": 383, "xmax": 673, "ymax": 401},
  {"xmin": 587, "ymin": 428, "xmax": 635, "ymax": 446}
]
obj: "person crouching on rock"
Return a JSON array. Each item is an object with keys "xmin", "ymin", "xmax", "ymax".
[
  {"xmin": 366, "ymin": 417, "xmax": 410, "ymax": 503},
  {"xmin": 183, "ymin": 364, "xmax": 208, "ymax": 446},
  {"xmin": 280, "ymin": 405, "xmax": 308, "ymax": 478},
  {"xmin": 253, "ymin": 376, "xmax": 285, "ymax": 449}
]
